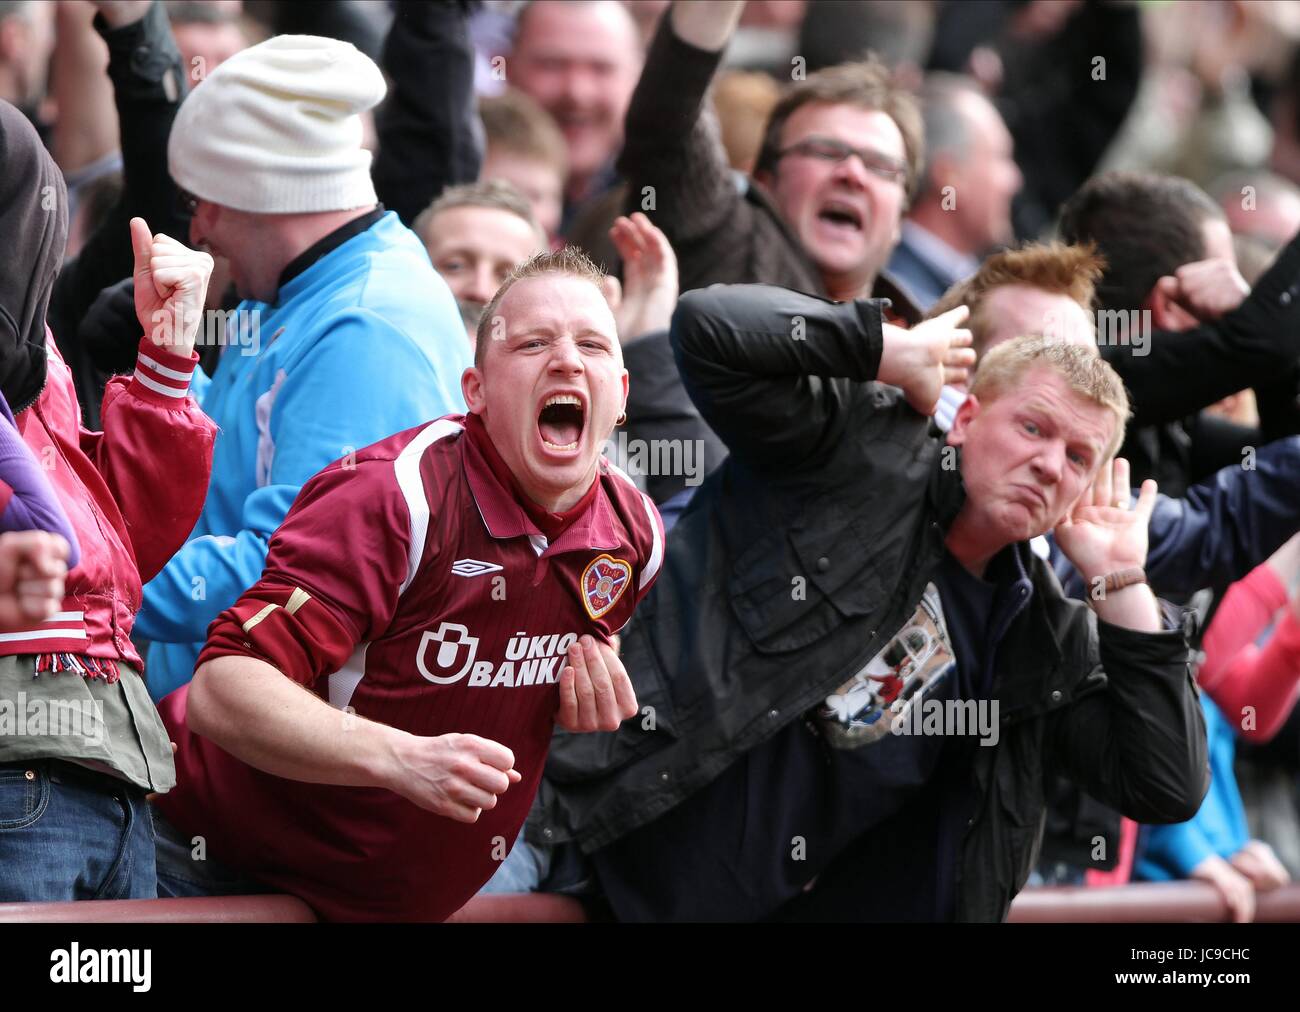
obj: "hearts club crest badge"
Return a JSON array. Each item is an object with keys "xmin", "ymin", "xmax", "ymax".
[{"xmin": 581, "ymin": 554, "xmax": 632, "ymax": 620}]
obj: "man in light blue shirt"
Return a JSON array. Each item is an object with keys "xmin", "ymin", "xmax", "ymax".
[{"xmin": 136, "ymin": 35, "xmax": 470, "ymax": 699}]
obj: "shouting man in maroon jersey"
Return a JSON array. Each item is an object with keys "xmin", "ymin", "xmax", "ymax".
[{"xmin": 152, "ymin": 249, "xmax": 664, "ymax": 921}]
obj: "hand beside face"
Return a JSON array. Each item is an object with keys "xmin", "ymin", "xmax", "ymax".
[{"xmin": 949, "ymin": 366, "xmax": 1117, "ymax": 545}]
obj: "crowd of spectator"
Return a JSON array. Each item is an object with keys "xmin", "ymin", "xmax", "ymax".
[{"xmin": 2, "ymin": 0, "xmax": 1300, "ymax": 923}]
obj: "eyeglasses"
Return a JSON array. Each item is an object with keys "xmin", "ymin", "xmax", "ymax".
[
  {"xmin": 777, "ymin": 137, "xmax": 909, "ymax": 185},
  {"xmin": 175, "ymin": 186, "xmax": 200, "ymax": 216}
]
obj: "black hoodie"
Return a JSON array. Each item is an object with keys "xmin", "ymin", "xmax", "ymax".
[{"xmin": 0, "ymin": 100, "xmax": 66, "ymax": 413}]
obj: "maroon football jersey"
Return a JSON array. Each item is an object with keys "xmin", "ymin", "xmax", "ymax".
[{"xmin": 156, "ymin": 415, "xmax": 663, "ymax": 920}]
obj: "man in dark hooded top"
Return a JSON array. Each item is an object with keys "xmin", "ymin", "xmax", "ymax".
[
  {"xmin": 0, "ymin": 98, "xmax": 64, "ymax": 412},
  {"xmin": 0, "ymin": 99, "xmax": 219, "ymax": 904}
]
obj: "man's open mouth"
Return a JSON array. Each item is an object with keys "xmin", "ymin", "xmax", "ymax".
[
  {"xmin": 538, "ymin": 393, "xmax": 586, "ymax": 452},
  {"xmin": 817, "ymin": 200, "xmax": 864, "ymax": 233}
]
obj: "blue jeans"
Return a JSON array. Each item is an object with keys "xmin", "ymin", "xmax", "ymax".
[
  {"xmin": 0, "ymin": 759, "xmax": 157, "ymax": 902},
  {"xmin": 479, "ymin": 833, "xmax": 551, "ymax": 894},
  {"xmin": 153, "ymin": 806, "xmax": 265, "ymax": 898},
  {"xmin": 478, "ymin": 835, "xmax": 598, "ymax": 897}
]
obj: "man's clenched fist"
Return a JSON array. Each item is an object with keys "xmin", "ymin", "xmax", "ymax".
[
  {"xmin": 131, "ymin": 216, "xmax": 214, "ymax": 360},
  {"xmin": 392, "ymin": 731, "xmax": 523, "ymax": 823},
  {"xmin": 0, "ymin": 531, "xmax": 70, "ymax": 631},
  {"xmin": 1155, "ymin": 256, "xmax": 1250, "ymax": 322}
]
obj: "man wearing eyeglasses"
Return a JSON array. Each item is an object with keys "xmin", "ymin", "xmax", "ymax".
[{"xmin": 619, "ymin": 0, "xmax": 923, "ymax": 323}]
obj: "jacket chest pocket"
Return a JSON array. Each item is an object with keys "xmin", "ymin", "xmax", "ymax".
[
  {"xmin": 991, "ymin": 719, "xmax": 1046, "ymax": 824},
  {"xmin": 992, "ymin": 723, "xmax": 1047, "ymax": 894},
  {"xmin": 728, "ymin": 500, "xmax": 886, "ymax": 654}
]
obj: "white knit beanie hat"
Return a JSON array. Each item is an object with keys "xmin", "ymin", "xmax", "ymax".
[{"xmin": 168, "ymin": 35, "xmax": 386, "ymax": 214}]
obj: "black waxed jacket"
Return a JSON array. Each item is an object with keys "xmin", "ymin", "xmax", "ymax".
[{"xmin": 527, "ymin": 283, "xmax": 1210, "ymax": 922}]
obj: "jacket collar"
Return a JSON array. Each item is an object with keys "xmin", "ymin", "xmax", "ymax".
[
  {"xmin": 990, "ymin": 543, "xmax": 1072, "ymax": 722},
  {"xmin": 928, "ymin": 444, "xmax": 967, "ymax": 532},
  {"xmin": 275, "ymin": 206, "xmax": 387, "ymax": 296},
  {"xmin": 461, "ymin": 421, "xmax": 622, "ymax": 556},
  {"xmin": 898, "ymin": 220, "xmax": 981, "ymax": 287}
]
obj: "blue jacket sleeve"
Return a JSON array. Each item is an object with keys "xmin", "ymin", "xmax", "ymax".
[
  {"xmin": 1145, "ymin": 435, "xmax": 1300, "ymax": 595},
  {"xmin": 1140, "ymin": 815, "xmax": 1219, "ymax": 880},
  {"xmin": 136, "ymin": 310, "xmax": 468, "ymax": 643}
]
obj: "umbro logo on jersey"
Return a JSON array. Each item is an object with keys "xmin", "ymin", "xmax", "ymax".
[{"xmin": 451, "ymin": 559, "xmax": 504, "ymax": 578}]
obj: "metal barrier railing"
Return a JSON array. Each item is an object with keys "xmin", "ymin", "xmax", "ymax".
[
  {"xmin": 0, "ymin": 894, "xmax": 317, "ymax": 923},
  {"xmin": 2, "ymin": 883, "xmax": 1298, "ymax": 922},
  {"xmin": 1007, "ymin": 881, "xmax": 1300, "ymax": 923}
]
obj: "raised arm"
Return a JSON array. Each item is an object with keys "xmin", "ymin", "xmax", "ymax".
[
  {"xmin": 81, "ymin": 219, "xmax": 215, "ymax": 582},
  {"xmin": 617, "ymin": 0, "xmax": 745, "ymax": 247},
  {"xmin": 49, "ymin": 0, "xmax": 119, "ymax": 177},
  {"xmin": 372, "ymin": 0, "xmax": 481, "ymax": 226},
  {"xmin": 671, "ymin": 283, "xmax": 971, "ymax": 471},
  {"xmin": 1103, "ymin": 228, "xmax": 1300, "ymax": 429},
  {"xmin": 48, "ymin": 0, "xmax": 190, "ymax": 368}
]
